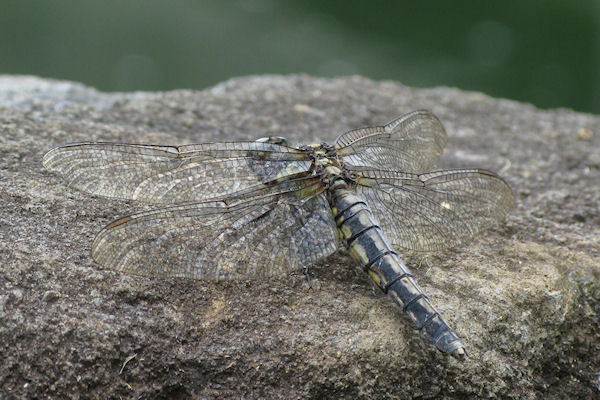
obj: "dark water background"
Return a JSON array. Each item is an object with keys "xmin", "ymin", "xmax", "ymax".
[{"xmin": 2, "ymin": 1, "xmax": 598, "ymax": 113}]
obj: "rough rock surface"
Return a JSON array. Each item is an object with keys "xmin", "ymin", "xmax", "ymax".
[{"xmin": 0, "ymin": 75, "xmax": 598, "ymax": 399}]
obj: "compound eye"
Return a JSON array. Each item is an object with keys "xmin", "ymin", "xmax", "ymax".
[{"xmin": 255, "ymin": 136, "xmax": 289, "ymax": 145}]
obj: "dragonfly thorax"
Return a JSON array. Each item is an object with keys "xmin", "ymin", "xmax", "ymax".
[{"xmin": 300, "ymin": 143, "xmax": 358, "ymax": 190}]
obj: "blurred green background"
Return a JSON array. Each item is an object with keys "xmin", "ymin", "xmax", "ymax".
[{"xmin": 2, "ymin": 1, "xmax": 599, "ymax": 113}]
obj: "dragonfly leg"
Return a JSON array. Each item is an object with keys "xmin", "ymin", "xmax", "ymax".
[{"xmin": 303, "ymin": 265, "xmax": 313, "ymax": 289}]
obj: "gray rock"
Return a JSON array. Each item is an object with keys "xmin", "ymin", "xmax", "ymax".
[{"xmin": 0, "ymin": 74, "xmax": 598, "ymax": 399}]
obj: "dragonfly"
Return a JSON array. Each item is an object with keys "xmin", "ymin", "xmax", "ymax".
[{"xmin": 42, "ymin": 110, "xmax": 514, "ymax": 359}]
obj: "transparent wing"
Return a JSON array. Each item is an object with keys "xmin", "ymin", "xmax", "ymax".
[
  {"xmin": 91, "ymin": 185, "xmax": 339, "ymax": 280},
  {"xmin": 335, "ymin": 110, "xmax": 447, "ymax": 174},
  {"xmin": 42, "ymin": 142, "xmax": 311, "ymax": 204},
  {"xmin": 357, "ymin": 169, "xmax": 514, "ymax": 251}
]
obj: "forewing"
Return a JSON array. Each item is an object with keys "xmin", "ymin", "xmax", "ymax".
[
  {"xmin": 42, "ymin": 142, "xmax": 310, "ymax": 204},
  {"xmin": 357, "ymin": 169, "xmax": 514, "ymax": 251},
  {"xmin": 91, "ymin": 187, "xmax": 339, "ymax": 280},
  {"xmin": 335, "ymin": 110, "xmax": 447, "ymax": 174}
]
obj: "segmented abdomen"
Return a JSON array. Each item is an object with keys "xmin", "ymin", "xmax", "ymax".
[{"xmin": 329, "ymin": 187, "xmax": 466, "ymax": 358}]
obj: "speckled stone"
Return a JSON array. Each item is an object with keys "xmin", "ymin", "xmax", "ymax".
[{"xmin": 0, "ymin": 74, "xmax": 598, "ymax": 399}]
